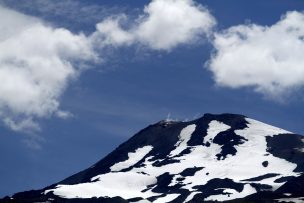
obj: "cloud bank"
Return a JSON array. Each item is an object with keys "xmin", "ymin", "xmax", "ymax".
[
  {"xmin": 208, "ymin": 11, "xmax": 304, "ymax": 98},
  {"xmin": 2, "ymin": 0, "xmax": 303, "ymax": 137},
  {"xmin": 94, "ymin": 0, "xmax": 216, "ymax": 50},
  {"xmin": 0, "ymin": 0, "xmax": 214, "ymax": 133}
]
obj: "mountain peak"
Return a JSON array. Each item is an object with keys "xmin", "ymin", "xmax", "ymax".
[{"xmin": 2, "ymin": 113, "xmax": 304, "ymax": 203}]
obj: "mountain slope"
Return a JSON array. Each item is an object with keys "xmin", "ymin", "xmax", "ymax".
[{"xmin": 1, "ymin": 113, "xmax": 304, "ymax": 203}]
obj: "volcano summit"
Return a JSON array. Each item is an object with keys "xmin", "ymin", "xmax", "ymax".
[{"xmin": 2, "ymin": 114, "xmax": 304, "ymax": 203}]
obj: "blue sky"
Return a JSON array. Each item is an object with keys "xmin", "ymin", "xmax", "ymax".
[{"xmin": 0, "ymin": 0, "xmax": 304, "ymax": 197}]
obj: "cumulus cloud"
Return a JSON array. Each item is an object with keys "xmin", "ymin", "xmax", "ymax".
[
  {"xmin": 0, "ymin": 6, "xmax": 96, "ymax": 132},
  {"xmin": 94, "ymin": 0, "xmax": 216, "ymax": 50},
  {"xmin": 0, "ymin": 0, "xmax": 216, "ymax": 135},
  {"xmin": 208, "ymin": 11, "xmax": 304, "ymax": 98}
]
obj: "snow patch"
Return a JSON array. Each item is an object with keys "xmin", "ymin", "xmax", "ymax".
[
  {"xmin": 45, "ymin": 171, "xmax": 158, "ymax": 199},
  {"xmin": 169, "ymin": 124, "xmax": 196, "ymax": 157},
  {"xmin": 153, "ymin": 193, "xmax": 180, "ymax": 203},
  {"xmin": 131, "ymin": 199, "xmax": 151, "ymax": 203},
  {"xmin": 243, "ymin": 118, "xmax": 292, "ymax": 137},
  {"xmin": 276, "ymin": 197, "xmax": 304, "ymax": 203},
  {"xmin": 204, "ymin": 120, "xmax": 230, "ymax": 144},
  {"xmin": 205, "ymin": 184, "xmax": 256, "ymax": 201},
  {"xmin": 184, "ymin": 192, "xmax": 200, "ymax": 202},
  {"xmin": 111, "ymin": 146, "xmax": 153, "ymax": 171}
]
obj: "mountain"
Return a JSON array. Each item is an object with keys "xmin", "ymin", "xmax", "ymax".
[{"xmin": 1, "ymin": 113, "xmax": 304, "ymax": 203}]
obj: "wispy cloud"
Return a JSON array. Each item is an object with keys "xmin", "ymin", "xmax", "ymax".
[
  {"xmin": 0, "ymin": 0, "xmax": 124, "ymax": 32},
  {"xmin": 208, "ymin": 11, "xmax": 304, "ymax": 99}
]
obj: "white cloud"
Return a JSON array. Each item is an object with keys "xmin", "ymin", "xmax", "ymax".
[
  {"xmin": 94, "ymin": 15, "xmax": 134, "ymax": 47},
  {"xmin": 56, "ymin": 110, "xmax": 74, "ymax": 119},
  {"xmin": 4, "ymin": 117, "xmax": 40, "ymax": 133},
  {"xmin": 135, "ymin": 0, "xmax": 215, "ymax": 50},
  {"xmin": 0, "ymin": 0, "xmax": 216, "ymax": 135},
  {"xmin": 0, "ymin": 6, "xmax": 96, "ymax": 132},
  {"xmin": 208, "ymin": 11, "xmax": 304, "ymax": 98},
  {"xmin": 94, "ymin": 0, "xmax": 216, "ymax": 50}
]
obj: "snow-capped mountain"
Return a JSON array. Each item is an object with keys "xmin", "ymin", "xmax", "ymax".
[{"xmin": 2, "ymin": 113, "xmax": 304, "ymax": 203}]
